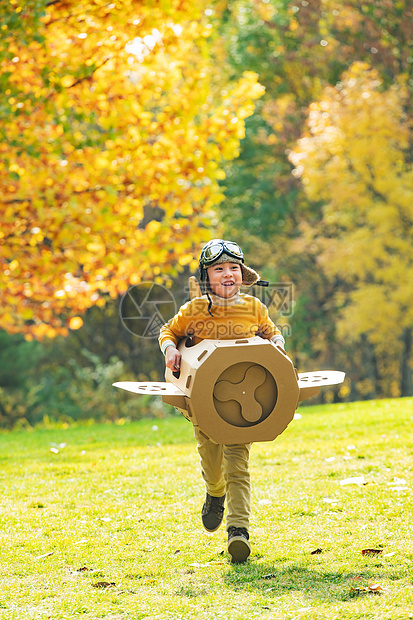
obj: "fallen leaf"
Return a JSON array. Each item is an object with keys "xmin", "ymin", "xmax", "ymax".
[
  {"xmin": 188, "ymin": 562, "xmax": 210, "ymax": 567},
  {"xmin": 350, "ymin": 584, "xmax": 382, "ymax": 596},
  {"xmin": 92, "ymin": 581, "xmax": 116, "ymax": 588},
  {"xmin": 76, "ymin": 566, "xmax": 90, "ymax": 572},
  {"xmin": 174, "ymin": 549, "xmax": 181, "ymax": 555},
  {"xmin": 310, "ymin": 548, "xmax": 323, "ymax": 555},
  {"xmin": 34, "ymin": 551, "xmax": 54, "ymax": 560},
  {"xmin": 361, "ymin": 548, "xmax": 383, "ymax": 556},
  {"xmin": 340, "ymin": 475, "xmax": 366, "ymax": 486},
  {"xmin": 368, "ymin": 583, "xmax": 383, "ymax": 593}
]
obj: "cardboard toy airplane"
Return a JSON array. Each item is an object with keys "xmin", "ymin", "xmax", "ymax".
[{"xmin": 114, "ymin": 278, "xmax": 345, "ymax": 444}]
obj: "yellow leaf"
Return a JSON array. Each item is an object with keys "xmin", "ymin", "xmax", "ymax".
[{"xmin": 68, "ymin": 316, "xmax": 83, "ymax": 330}]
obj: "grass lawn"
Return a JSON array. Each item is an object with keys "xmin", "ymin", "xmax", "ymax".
[{"xmin": 1, "ymin": 397, "xmax": 413, "ymax": 620}]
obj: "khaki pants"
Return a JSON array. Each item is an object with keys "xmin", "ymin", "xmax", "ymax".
[{"xmin": 194, "ymin": 426, "xmax": 251, "ymax": 531}]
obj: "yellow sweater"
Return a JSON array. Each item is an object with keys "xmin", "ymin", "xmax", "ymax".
[{"xmin": 158, "ymin": 292, "xmax": 284, "ymax": 353}]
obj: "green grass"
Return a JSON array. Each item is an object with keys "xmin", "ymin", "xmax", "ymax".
[{"xmin": 1, "ymin": 398, "xmax": 413, "ymax": 620}]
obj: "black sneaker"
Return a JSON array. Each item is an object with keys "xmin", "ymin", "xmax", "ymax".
[
  {"xmin": 227, "ymin": 526, "xmax": 251, "ymax": 563},
  {"xmin": 201, "ymin": 493, "xmax": 225, "ymax": 532}
]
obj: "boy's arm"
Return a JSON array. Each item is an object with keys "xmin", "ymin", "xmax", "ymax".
[
  {"xmin": 159, "ymin": 327, "xmax": 182, "ymax": 371},
  {"xmin": 159, "ymin": 323, "xmax": 182, "ymax": 370},
  {"xmin": 256, "ymin": 301, "xmax": 286, "ymax": 349},
  {"xmin": 158, "ymin": 301, "xmax": 189, "ymax": 352},
  {"xmin": 158, "ymin": 300, "xmax": 195, "ymax": 370}
]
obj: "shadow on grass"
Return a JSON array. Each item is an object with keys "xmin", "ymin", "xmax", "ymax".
[{"xmin": 223, "ymin": 562, "xmax": 401, "ymax": 602}]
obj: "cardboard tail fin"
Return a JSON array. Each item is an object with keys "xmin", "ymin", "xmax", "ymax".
[{"xmin": 189, "ymin": 276, "xmax": 202, "ymax": 300}]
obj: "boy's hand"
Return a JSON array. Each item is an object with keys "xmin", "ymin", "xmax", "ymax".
[{"xmin": 165, "ymin": 346, "xmax": 182, "ymax": 371}]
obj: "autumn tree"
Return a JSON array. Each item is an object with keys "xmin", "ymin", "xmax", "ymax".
[
  {"xmin": 0, "ymin": 0, "xmax": 264, "ymax": 339},
  {"xmin": 212, "ymin": 0, "xmax": 412, "ymax": 398},
  {"xmin": 217, "ymin": 0, "xmax": 413, "ymax": 246},
  {"xmin": 289, "ymin": 63, "xmax": 413, "ymax": 396}
]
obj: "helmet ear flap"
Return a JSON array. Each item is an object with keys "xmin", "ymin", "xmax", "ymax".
[{"xmin": 198, "ymin": 266, "xmax": 211, "ymax": 294}]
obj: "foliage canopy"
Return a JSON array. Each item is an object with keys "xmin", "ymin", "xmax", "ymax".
[{"xmin": 0, "ymin": 0, "xmax": 263, "ymax": 338}]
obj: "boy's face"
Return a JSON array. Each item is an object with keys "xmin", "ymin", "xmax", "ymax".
[{"xmin": 207, "ymin": 262, "xmax": 243, "ymax": 298}]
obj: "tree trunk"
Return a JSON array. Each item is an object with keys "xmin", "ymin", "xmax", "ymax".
[
  {"xmin": 400, "ymin": 328, "xmax": 413, "ymax": 396},
  {"xmin": 359, "ymin": 334, "xmax": 379, "ymax": 399}
]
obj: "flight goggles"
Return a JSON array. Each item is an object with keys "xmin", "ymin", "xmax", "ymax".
[{"xmin": 199, "ymin": 240, "xmax": 244, "ymax": 266}]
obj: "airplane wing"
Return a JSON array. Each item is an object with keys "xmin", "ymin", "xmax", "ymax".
[
  {"xmin": 297, "ymin": 370, "xmax": 345, "ymax": 388},
  {"xmin": 114, "ymin": 371, "xmax": 345, "ymax": 396},
  {"xmin": 112, "ymin": 381, "xmax": 185, "ymax": 396}
]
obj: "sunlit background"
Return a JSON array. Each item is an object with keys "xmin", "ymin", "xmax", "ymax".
[{"xmin": 1, "ymin": 0, "xmax": 412, "ymax": 428}]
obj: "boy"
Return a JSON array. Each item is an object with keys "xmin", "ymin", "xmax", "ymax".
[{"xmin": 158, "ymin": 239, "xmax": 285, "ymax": 563}]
